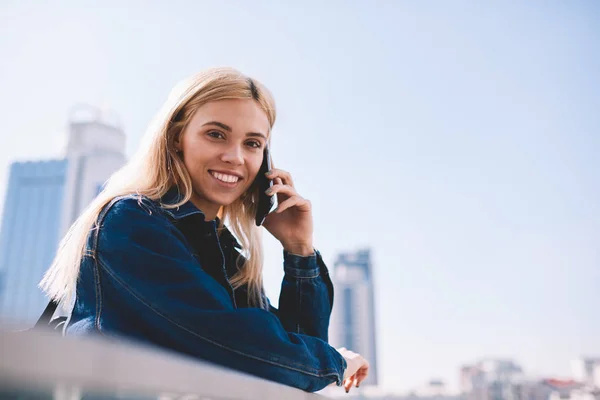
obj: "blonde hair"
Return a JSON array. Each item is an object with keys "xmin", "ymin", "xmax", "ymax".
[{"xmin": 40, "ymin": 67, "xmax": 276, "ymax": 309}]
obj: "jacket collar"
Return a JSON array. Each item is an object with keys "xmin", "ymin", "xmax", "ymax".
[
  {"xmin": 159, "ymin": 186, "xmax": 205, "ymax": 220},
  {"xmin": 159, "ymin": 186, "xmax": 242, "ymax": 250}
]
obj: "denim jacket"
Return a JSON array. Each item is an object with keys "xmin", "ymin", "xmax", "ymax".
[{"xmin": 66, "ymin": 189, "xmax": 346, "ymax": 392}]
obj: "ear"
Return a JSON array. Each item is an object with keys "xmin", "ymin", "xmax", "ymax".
[{"xmin": 173, "ymin": 133, "xmax": 183, "ymax": 153}]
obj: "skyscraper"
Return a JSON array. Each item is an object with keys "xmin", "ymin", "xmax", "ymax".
[
  {"xmin": 329, "ymin": 248, "xmax": 378, "ymax": 386},
  {"xmin": 0, "ymin": 107, "xmax": 126, "ymax": 326},
  {"xmin": 0, "ymin": 160, "xmax": 68, "ymax": 324}
]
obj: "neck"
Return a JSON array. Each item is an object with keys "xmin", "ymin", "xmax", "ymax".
[{"xmin": 189, "ymin": 194, "xmax": 220, "ymax": 221}]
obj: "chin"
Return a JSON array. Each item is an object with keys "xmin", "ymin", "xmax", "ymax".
[{"xmin": 210, "ymin": 195, "xmax": 239, "ymax": 208}]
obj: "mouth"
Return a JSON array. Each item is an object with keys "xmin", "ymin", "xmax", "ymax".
[{"xmin": 209, "ymin": 170, "xmax": 243, "ymax": 188}]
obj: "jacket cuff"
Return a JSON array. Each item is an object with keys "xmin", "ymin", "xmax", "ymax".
[
  {"xmin": 283, "ymin": 249, "xmax": 320, "ymax": 278},
  {"xmin": 331, "ymin": 346, "xmax": 348, "ymax": 386}
]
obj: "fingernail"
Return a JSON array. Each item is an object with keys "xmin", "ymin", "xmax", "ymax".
[
  {"xmin": 265, "ymin": 188, "xmax": 272, "ymax": 195},
  {"xmin": 265, "ymin": 170, "xmax": 273, "ymax": 176}
]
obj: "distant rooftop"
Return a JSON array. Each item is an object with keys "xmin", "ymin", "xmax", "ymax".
[
  {"xmin": 334, "ymin": 249, "xmax": 373, "ymax": 277},
  {"xmin": 542, "ymin": 378, "xmax": 582, "ymax": 390},
  {"xmin": 68, "ymin": 103, "xmax": 123, "ymax": 131}
]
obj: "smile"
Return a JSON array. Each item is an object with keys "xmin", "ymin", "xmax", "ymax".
[{"xmin": 209, "ymin": 170, "xmax": 242, "ymax": 185}]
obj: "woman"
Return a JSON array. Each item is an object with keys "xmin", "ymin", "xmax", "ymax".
[{"xmin": 40, "ymin": 67, "xmax": 369, "ymax": 393}]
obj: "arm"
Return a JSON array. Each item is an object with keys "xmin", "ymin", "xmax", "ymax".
[
  {"xmin": 93, "ymin": 197, "xmax": 345, "ymax": 392},
  {"xmin": 271, "ymin": 250, "xmax": 334, "ymax": 342}
]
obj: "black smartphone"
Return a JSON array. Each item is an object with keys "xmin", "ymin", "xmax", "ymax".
[{"xmin": 255, "ymin": 146, "xmax": 275, "ymax": 226}]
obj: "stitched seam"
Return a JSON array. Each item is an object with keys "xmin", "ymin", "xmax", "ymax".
[
  {"xmin": 97, "ymin": 257, "xmax": 341, "ymax": 378},
  {"xmin": 92, "ymin": 195, "xmax": 147, "ymax": 256},
  {"xmin": 92, "ymin": 196, "xmax": 122, "ymax": 257},
  {"xmin": 162, "ymin": 208, "xmax": 203, "ymax": 220},
  {"xmin": 91, "ymin": 194, "xmax": 161, "ymax": 332},
  {"xmin": 213, "ymin": 222, "xmax": 237, "ymax": 309},
  {"xmin": 92, "ymin": 257, "xmax": 103, "ymax": 332},
  {"xmin": 315, "ymin": 251, "xmax": 335, "ymax": 313},
  {"xmin": 100, "ymin": 259, "xmax": 340, "ymax": 376},
  {"xmin": 284, "ymin": 269, "xmax": 320, "ymax": 279}
]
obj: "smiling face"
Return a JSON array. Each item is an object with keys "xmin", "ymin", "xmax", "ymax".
[{"xmin": 174, "ymin": 98, "xmax": 271, "ymax": 220}]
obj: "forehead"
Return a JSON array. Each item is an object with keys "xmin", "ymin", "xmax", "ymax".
[{"xmin": 189, "ymin": 99, "xmax": 270, "ymax": 135}]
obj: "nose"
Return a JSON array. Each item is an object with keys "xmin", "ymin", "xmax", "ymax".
[{"xmin": 220, "ymin": 143, "xmax": 244, "ymax": 166}]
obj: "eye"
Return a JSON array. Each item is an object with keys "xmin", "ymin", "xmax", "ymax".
[
  {"xmin": 245, "ymin": 140, "xmax": 262, "ymax": 149},
  {"xmin": 207, "ymin": 130, "xmax": 225, "ymax": 139}
]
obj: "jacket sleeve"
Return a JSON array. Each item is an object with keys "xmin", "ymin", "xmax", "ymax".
[
  {"xmin": 92, "ymin": 197, "xmax": 346, "ymax": 392},
  {"xmin": 269, "ymin": 251, "xmax": 334, "ymax": 342}
]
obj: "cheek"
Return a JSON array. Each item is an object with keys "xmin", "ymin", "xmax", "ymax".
[
  {"xmin": 248, "ymin": 157, "xmax": 263, "ymax": 180},
  {"xmin": 181, "ymin": 154, "xmax": 197, "ymax": 173},
  {"xmin": 182, "ymin": 144, "xmax": 209, "ymax": 170},
  {"xmin": 240, "ymin": 158, "xmax": 262, "ymax": 191}
]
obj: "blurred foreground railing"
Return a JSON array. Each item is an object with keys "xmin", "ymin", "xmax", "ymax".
[{"xmin": 0, "ymin": 328, "xmax": 330, "ymax": 400}]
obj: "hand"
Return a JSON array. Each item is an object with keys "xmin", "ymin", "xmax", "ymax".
[
  {"xmin": 337, "ymin": 347, "xmax": 369, "ymax": 393},
  {"xmin": 262, "ymin": 168, "xmax": 314, "ymax": 256}
]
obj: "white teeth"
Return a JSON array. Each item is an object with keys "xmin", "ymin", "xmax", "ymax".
[{"xmin": 211, "ymin": 171, "xmax": 239, "ymax": 183}]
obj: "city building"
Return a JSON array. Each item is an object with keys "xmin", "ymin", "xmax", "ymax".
[
  {"xmin": 520, "ymin": 378, "xmax": 583, "ymax": 400},
  {"xmin": 0, "ymin": 106, "xmax": 126, "ymax": 326},
  {"xmin": 461, "ymin": 358, "xmax": 600, "ymax": 400},
  {"xmin": 329, "ymin": 248, "xmax": 378, "ymax": 386},
  {"xmin": 460, "ymin": 359, "xmax": 524, "ymax": 400},
  {"xmin": 414, "ymin": 379, "xmax": 450, "ymax": 397},
  {"xmin": 0, "ymin": 160, "xmax": 68, "ymax": 325},
  {"xmin": 572, "ymin": 358, "xmax": 600, "ymax": 388}
]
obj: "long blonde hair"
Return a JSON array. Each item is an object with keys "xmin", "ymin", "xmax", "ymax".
[{"xmin": 40, "ymin": 67, "xmax": 276, "ymax": 309}]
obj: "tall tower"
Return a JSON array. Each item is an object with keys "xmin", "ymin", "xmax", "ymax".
[
  {"xmin": 329, "ymin": 249, "xmax": 378, "ymax": 386},
  {"xmin": 0, "ymin": 160, "xmax": 68, "ymax": 324},
  {"xmin": 0, "ymin": 106, "xmax": 126, "ymax": 327},
  {"xmin": 59, "ymin": 105, "xmax": 126, "ymax": 236}
]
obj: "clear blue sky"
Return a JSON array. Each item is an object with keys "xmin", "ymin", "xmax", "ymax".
[{"xmin": 0, "ymin": 0, "xmax": 598, "ymax": 394}]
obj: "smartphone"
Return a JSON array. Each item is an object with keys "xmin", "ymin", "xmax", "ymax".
[{"xmin": 255, "ymin": 146, "xmax": 276, "ymax": 226}]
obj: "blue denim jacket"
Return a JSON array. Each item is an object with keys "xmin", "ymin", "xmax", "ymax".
[{"xmin": 66, "ymin": 189, "xmax": 346, "ymax": 392}]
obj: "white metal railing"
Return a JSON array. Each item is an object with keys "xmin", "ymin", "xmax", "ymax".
[{"xmin": 0, "ymin": 328, "xmax": 332, "ymax": 400}]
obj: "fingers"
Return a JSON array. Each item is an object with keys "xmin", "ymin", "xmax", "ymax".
[
  {"xmin": 266, "ymin": 183, "xmax": 293, "ymax": 204},
  {"xmin": 343, "ymin": 367, "xmax": 369, "ymax": 393},
  {"xmin": 265, "ymin": 168, "xmax": 294, "ymax": 188},
  {"xmin": 354, "ymin": 364, "xmax": 370, "ymax": 387},
  {"xmin": 274, "ymin": 196, "xmax": 311, "ymax": 214},
  {"xmin": 266, "ymin": 184, "xmax": 311, "ymax": 213},
  {"xmin": 343, "ymin": 377, "xmax": 354, "ymax": 393},
  {"xmin": 343, "ymin": 373, "xmax": 364, "ymax": 393},
  {"xmin": 337, "ymin": 347, "xmax": 369, "ymax": 393},
  {"xmin": 266, "ymin": 183, "xmax": 297, "ymax": 197}
]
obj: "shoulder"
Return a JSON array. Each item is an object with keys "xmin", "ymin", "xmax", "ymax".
[
  {"xmin": 90, "ymin": 194, "xmax": 192, "ymax": 263},
  {"xmin": 95, "ymin": 194, "xmax": 177, "ymax": 245},
  {"xmin": 98, "ymin": 194, "xmax": 162, "ymax": 223}
]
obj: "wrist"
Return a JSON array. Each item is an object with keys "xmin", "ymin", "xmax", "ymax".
[{"xmin": 283, "ymin": 243, "xmax": 314, "ymax": 257}]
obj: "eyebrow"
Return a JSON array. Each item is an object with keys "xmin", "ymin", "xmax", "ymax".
[{"xmin": 202, "ymin": 121, "xmax": 267, "ymax": 140}]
